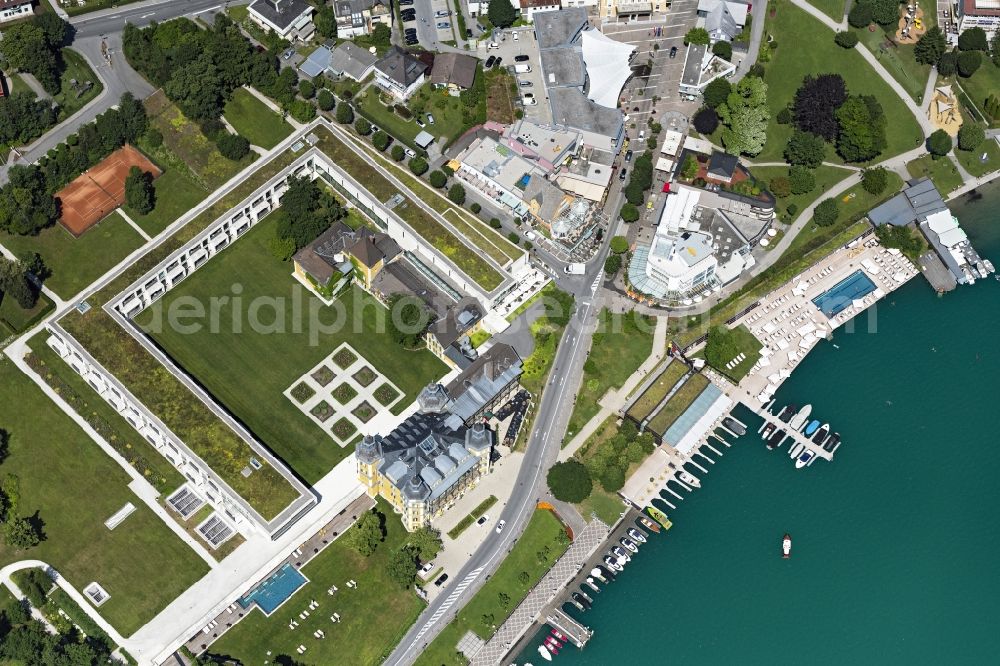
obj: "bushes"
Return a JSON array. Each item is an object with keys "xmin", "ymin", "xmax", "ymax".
[
  {"xmin": 408, "ymin": 156, "xmax": 428, "ymax": 176},
  {"xmin": 335, "ymin": 102, "xmax": 354, "ymax": 124},
  {"xmin": 216, "ymin": 133, "xmax": 251, "ymax": 160},
  {"xmin": 712, "ymin": 40, "xmax": 732, "ymax": 61},
  {"xmin": 354, "ymin": 117, "xmax": 372, "ymax": 136},
  {"xmin": 769, "ymin": 176, "xmax": 792, "ymax": 198},
  {"xmin": 124, "ymin": 166, "xmax": 155, "ymax": 214},
  {"xmin": 546, "ymin": 460, "xmax": 592, "ymax": 503},
  {"xmin": 813, "ymin": 198, "xmax": 839, "ymax": 226},
  {"xmin": 847, "ymin": 2, "xmax": 873, "ymax": 27},
  {"xmin": 957, "ymin": 123, "xmax": 985, "ymax": 151},
  {"xmin": 684, "ymin": 27, "xmax": 710, "ymax": 46},
  {"xmin": 287, "ymin": 99, "xmax": 316, "ymax": 122},
  {"xmin": 317, "ymin": 88, "xmax": 335, "ymax": 111},
  {"xmin": 957, "ymin": 50, "xmax": 982, "ymax": 77},
  {"xmin": 298, "ymin": 79, "xmax": 315, "ymax": 99},
  {"xmin": 788, "ymin": 165, "xmax": 816, "ymax": 194},
  {"xmin": 428, "ymin": 170, "xmax": 448, "ymax": 188},
  {"xmin": 776, "ymin": 107, "xmax": 792, "ymax": 125},
  {"xmin": 391, "ymin": 144, "xmax": 406, "ymax": 162},
  {"xmin": 372, "ymin": 130, "xmax": 390, "ymax": 151},
  {"xmin": 448, "ymin": 184, "xmax": 466, "ymax": 204},
  {"xmin": 835, "ymin": 31, "xmax": 858, "ymax": 48}
]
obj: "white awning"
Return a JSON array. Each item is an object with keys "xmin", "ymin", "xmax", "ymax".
[{"xmin": 581, "ymin": 30, "xmax": 636, "ymax": 109}]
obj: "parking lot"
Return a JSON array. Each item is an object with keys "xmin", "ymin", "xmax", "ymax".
[
  {"xmin": 480, "ymin": 27, "xmax": 552, "ymax": 125},
  {"xmin": 408, "ymin": 0, "xmax": 462, "ymax": 49}
]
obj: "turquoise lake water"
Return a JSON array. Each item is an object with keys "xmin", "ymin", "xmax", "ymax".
[{"xmin": 516, "ymin": 182, "xmax": 1000, "ymax": 665}]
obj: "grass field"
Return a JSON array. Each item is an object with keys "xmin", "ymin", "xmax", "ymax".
[
  {"xmin": 135, "ymin": 212, "xmax": 447, "ymax": 483},
  {"xmin": 0, "ymin": 293, "xmax": 53, "ymax": 337},
  {"xmin": 565, "ymin": 309, "xmax": 657, "ymax": 440},
  {"xmin": 573, "ymin": 416, "xmax": 632, "ymax": 525},
  {"xmin": 810, "ymin": 0, "xmax": 845, "ymax": 20},
  {"xmin": 0, "ymin": 359, "xmax": 208, "ymax": 636},
  {"xmin": 956, "ymin": 59, "xmax": 1000, "ymax": 128},
  {"xmin": 416, "ymin": 510, "xmax": 569, "ymax": 666},
  {"xmin": 0, "ymin": 212, "xmax": 145, "ymax": 300},
  {"xmin": 145, "ymin": 91, "xmax": 256, "ymax": 190},
  {"xmin": 954, "ymin": 137, "xmax": 1000, "ymax": 178},
  {"xmin": 212, "ymin": 501, "xmax": 423, "ymax": 666},
  {"xmin": 626, "ymin": 360, "xmax": 688, "ymax": 423},
  {"xmin": 647, "ymin": 374, "xmax": 710, "ymax": 436},
  {"xmin": 852, "ymin": 27, "xmax": 931, "ymax": 102},
  {"xmin": 223, "ymin": 88, "xmax": 293, "ymax": 150},
  {"xmin": 124, "ymin": 168, "xmax": 209, "ymax": 236},
  {"xmin": 906, "ymin": 153, "xmax": 964, "ymax": 194},
  {"xmin": 707, "ymin": 324, "xmax": 763, "ymax": 382},
  {"xmin": 748, "ymin": 164, "xmax": 853, "ymax": 223},
  {"xmin": 757, "ymin": 0, "xmax": 923, "ymax": 163},
  {"xmin": 53, "ymin": 49, "xmax": 104, "ymax": 121}
]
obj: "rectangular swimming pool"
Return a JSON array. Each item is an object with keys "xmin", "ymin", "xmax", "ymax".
[
  {"xmin": 812, "ymin": 270, "xmax": 877, "ymax": 317},
  {"xmin": 238, "ymin": 562, "xmax": 308, "ymax": 616}
]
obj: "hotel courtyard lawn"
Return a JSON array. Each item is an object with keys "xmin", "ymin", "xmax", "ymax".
[
  {"xmin": 416, "ymin": 510, "xmax": 569, "ymax": 666},
  {"xmin": 211, "ymin": 500, "xmax": 424, "ymax": 666},
  {"xmin": 757, "ymin": 1, "xmax": 923, "ymax": 163},
  {"xmin": 134, "ymin": 212, "xmax": 448, "ymax": 483},
  {"xmin": 0, "ymin": 359, "xmax": 209, "ymax": 636}
]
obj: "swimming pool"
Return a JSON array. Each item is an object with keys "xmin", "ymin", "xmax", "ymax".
[
  {"xmin": 812, "ymin": 270, "xmax": 877, "ymax": 317},
  {"xmin": 238, "ymin": 562, "xmax": 308, "ymax": 616}
]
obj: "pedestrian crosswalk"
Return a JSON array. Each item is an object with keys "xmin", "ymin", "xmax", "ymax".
[{"xmin": 412, "ymin": 565, "xmax": 485, "ymax": 643}]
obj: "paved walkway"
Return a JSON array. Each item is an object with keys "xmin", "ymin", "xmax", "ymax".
[
  {"xmin": 117, "ymin": 208, "xmax": 152, "ymax": 242},
  {"xmin": 559, "ymin": 316, "xmax": 668, "ymax": 461},
  {"xmin": 468, "ymin": 518, "xmax": 611, "ymax": 666}
]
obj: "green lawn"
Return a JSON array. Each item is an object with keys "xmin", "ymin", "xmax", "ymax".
[
  {"xmin": 213, "ymin": 501, "xmax": 423, "ymax": 666},
  {"xmin": 53, "ymin": 49, "xmax": 104, "ymax": 121},
  {"xmin": 810, "ymin": 0, "xmax": 845, "ymax": 20},
  {"xmin": 0, "ymin": 293, "xmax": 53, "ymax": 336},
  {"xmin": 906, "ymin": 153, "xmax": 964, "ymax": 194},
  {"xmin": 626, "ymin": 360, "xmax": 688, "ymax": 423},
  {"xmin": 355, "ymin": 89, "xmax": 421, "ymax": 144},
  {"xmin": 416, "ymin": 510, "xmax": 569, "ymax": 666},
  {"xmin": 223, "ymin": 88, "xmax": 293, "ymax": 150},
  {"xmin": 647, "ymin": 374, "xmax": 710, "ymax": 436},
  {"xmin": 135, "ymin": 212, "xmax": 447, "ymax": 483},
  {"xmin": 124, "ymin": 168, "xmax": 209, "ymax": 236},
  {"xmin": 0, "ymin": 212, "xmax": 146, "ymax": 300},
  {"xmin": 953, "ymin": 137, "xmax": 1000, "ymax": 178},
  {"xmin": 954, "ymin": 56, "xmax": 1000, "ymax": 128},
  {"xmin": 0, "ymin": 359, "xmax": 209, "ymax": 636},
  {"xmin": 852, "ymin": 27, "xmax": 931, "ymax": 102},
  {"xmin": 565, "ymin": 309, "xmax": 657, "ymax": 440},
  {"xmin": 706, "ymin": 324, "xmax": 763, "ymax": 382},
  {"xmin": 757, "ymin": 0, "xmax": 924, "ymax": 163},
  {"xmin": 8, "ymin": 73, "xmax": 31, "ymax": 96},
  {"xmin": 750, "ymin": 164, "xmax": 854, "ymax": 222},
  {"xmin": 145, "ymin": 91, "xmax": 256, "ymax": 190}
]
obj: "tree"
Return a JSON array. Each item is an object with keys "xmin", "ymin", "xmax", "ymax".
[
  {"xmin": 335, "ymin": 102, "xmax": 354, "ymax": 124},
  {"xmin": 314, "ymin": 4, "xmax": 338, "ymax": 39},
  {"xmin": 957, "ymin": 50, "xmax": 982, "ymax": 77},
  {"xmin": 927, "ymin": 128, "xmax": 953, "ymax": 157},
  {"xmin": 216, "ymin": 133, "xmax": 251, "ymax": 160},
  {"xmin": 693, "ymin": 107, "xmax": 719, "ymax": 135},
  {"xmin": 609, "ymin": 236, "xmax": 629, "ymax": 253},
  {"xmin": 914, "ymin": 26, "xmax": 947, "ymax": 65},
  {"xmin": 836, "ymin": 95, "xmax": 887, "ymax": 162},
  {"xmin": 391, "ymin": 144, "xmax": 406, "ymax": 162},
  {"xmin": 993, "ymin": 31, "xmax": 1000, "ymax": 67},
  {"xmin": 448, "ymin": 184, "xmax": 466, "ymax": 204},
  {"xmin": 287, "ymin": 99, "xmax": 317, "ymax": 122},
  {"xmin": 371, "ymin": 23, "xmax": 392, "ymax": 48},
  {"xmin": 958, "ymin": 123, "xmax": 985, "ymax": 151},
  {"xmin": 387, "ymin": 548, "xmax": 418, "ymax": 588},
  {"xmin": 937, "ymin": 50, "xmax": 958, "ymax": 76},
  {"xmin": 860, "ymin": 166, "xmax": 889, "ymax": 195},
  {"xmin": 0, "ymin": 260, "xmax": 37, "ymax": 310},
  {"xmin": 718, "ymin": 77, "xmax": 769, "ymax": 156},
  {"xmin": 408, "ymin": 156, "xmax": 428, "ymax": 176},
  {"xmin": 784, "ymin": 130, "xmax": 826, "ymax": 168},
  {"xmin": 712, "ymin": 40, "xmax": 732, "ymax": 61},
  {"xmin": 17, "ymin": 569, "xmax": 51, "ymax": 609},
  {"xmin": 354, "ymin": 118, "xmax": 371, "ymax": 136},
  {"xmin": 407, "ymin": 527, "xmax": 442, "ymax": 562},
  {"xmin": 387, "ymin": 293, "xmax": 430, "ymax": 348},
  {"xmin": 498, "ymin": 591, "xmax": 511, "ymax": 608},
  {"xmin": 470, "ymin": 203, "xmax": 481, "ymax": 213},
  {"xmin": 487, "ymin": 0, "xmax": 517, "ymax": 28},
  {"xmin": 317, "ymin": 88, "xmax": 335, "ymax": 111},
  {"xmin": 604, "ymin": 254, "xmax": 622, "ymax": 275},
  {"xmin": 277, "ymin": 177, "xmax": 342, "ymax": 249},
  {"xmin": 124, "ymin": 166, "xmax": 155, "ymax": 214},
  {"xmin": 508, "ymin": 232, "xmax": 520, "ymax": 245},
  {"xmin": 848, "ymin": 2, "xmax": 873, "ymax": 27},
  {"xmin": 0, "ymin": 93, "xmax": 57, "ymax": 146},
  {"xmin": 792, "ymin": 74, "xmax": 847, "ymax": 141},
  {"xmin": 769, "ymin": 176, "xmax": 792, "ymax": 198},
  {"xmin": 619, "ymin": 202, "xmax": 640, "ymax": 222},
  {"xmin": 348, "ymin": 510, "xmax": 384, "ymax": 556},
  {"xmin": 704, "ymin": 325, "xmax": 743, "ymax": 370},
  {"xmin": 299, "ymin": 79, "xmax": 316, "ymax": 99},
  {"xmin": 702, "ymin": 78, "xmax": 731, "ymax": 109},
  {"xmin": 5, "ymin": 516, "xmax": 42, "ymax": 551},
  {"xmin": 869, "ymin": 0, "xmax": 900, "ymax": 25},
  {"xmin": 547, "ymin": 460, "xmax": 592, "ymax": 503},
  {"xmin": 958, "ymin": 27, "xmax": 988, "ymax": 51},
  {"xmin": 600, "ymin": 466, "xmax": 625, "ymax": 492},
  {"xmin": 684, "ymin": 27, "xmax": 710, "ymax": 45},
  {"xmin": 428, "ymin": 170, "xmax": 448, "ymax": 188},
  {"xmin": 488, "ymin": 218, "xmax": 502, "ymax": 229},
  {"xmin": 372, "ymin": 130, "xmax": 390, "ymax": 151},
  {"xmin": 623, "ymin": 151, "xmax": 655, "ymax": 204},
  {"xmin": 165, "ymin": 55, "xmax": 225, "ymax": 120},
  {"xmin": 681, "ymin": 155, "xmax": 700, "ymax": 180},
  {"xmin": 835, "ymin": 31, "xmax": 858, "ymax": 48},
  {"xmin": 813, "ymin": 198, "xmax": 839, "ymax": 227},
  {"xmin": 788, "ymin": 165, "xmax": 816, "ymax": 194}
]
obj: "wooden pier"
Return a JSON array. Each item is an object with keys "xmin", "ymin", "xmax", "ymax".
[{"xmin": 546, "ymin": 608, "xmax": 593, "ymax": 648}]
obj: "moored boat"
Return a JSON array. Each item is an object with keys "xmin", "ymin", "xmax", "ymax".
[
  {"xmin": 646, "ymin": 506, "xmax": 672, "ymax": 530},
  {"xmin": 538, "ymin": 645, "xmax": 552, "ymax": 661},
  {"xmin": 796, "ymin": 450, "xmax": 815, "ymax": 469},
  {"xmin": 762, "ymin": 423, "xmax": 776, "ymax": 439},
  {"xmin": 678, "ymin": 470, "xmax": 701, "ymax": 488},
  {"xmin": 621, "ymin": 537, "xmax": 638, "ymax": 553},
  {"xmin": 722, "ymin": 416, "xmax": 746, "ymax": 435},
  {"xmin": 803, "ymin": 419, "xmax": 821, "ymax": 436},
  {"xmin": 627, "ymin": 527, "xmax": 646, "ymax": 543},
  {"xmin": 603, "ymin": 556, "xmax": 623, "ymax": 572},
  {"xmin": 572, "ymin": 592, "xmax": 592, "ymax": 610},
  {"xmin": 782, "ymin": 533, "xmax": 792, "ymax": 558},
  {"xmin": 767, "ymin": 428, "xmax": 786, "ymax": 450},
  {"xmin": 551, "ymin": 628, "xmax": 567, "ymax": 642},
  {"xmin": 823, "ymin": 433, "xmax": 841, "ymax": 452},
  {"xmin": 789, "ymin": 442, "xmax": 803, "ymax": 459},
  {"xmin": 789, "ymin": 404, "xmax": 811, "ymax": 431},
  {"xmin": 811, "ymin": 423, "xmax": 830, "ymax": 444},
  {"xmin": 638, "ymin": 516, "xmax": 660, "ymax": 533},
  {"xmin": 778, "ymin": 404, "xmax": 797, "ymax": 423}
]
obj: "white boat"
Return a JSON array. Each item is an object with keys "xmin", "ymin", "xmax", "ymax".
[
  {"xmin": 678, "ymin": 471, "xmax": 701, "ymax": 488},
  {"xmin": 621, "ymin": 537, "xmax": 638, "ymax": 553},
  {"xmin": 612, "ymin": 546, "xmax": 631, "ymax": 562},
  {"xmin": 984, "ymin": 259, "xmax": 995, "ymax": 273},
  {"xmin": 789, "ymin": 442, "xmax": 804, "ymax": 459},
  {"xmin": 627, "ymin": 528, "xmax": 647, "ymax": 543},
  {"xmin": 538, "ymin": 645, "xmax": 552, "ymax": 662},
  {"xmin": 788, "ymin": 404, "xmax": 812, "ymax": 431},
  {"xmin": 795, "ymin": 450, "xmax": 815, "ymax": 469}
]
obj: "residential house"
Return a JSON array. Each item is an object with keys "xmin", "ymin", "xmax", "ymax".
[
  {"xmin": 248, "ymin": 0, "xmax": 316, "ymax": 41},
  {"xmin": 292, "ymin": 222, "xmax": 400, "ymax": 291},
  {"xmin": 333, "ymin": 0, "xmax": 390, "ymax": 38},
  {"xmin": 678, "ymin": 43, "xmax": 736, "ymax": 96},
  {"xmin": 518, "ymin": 0, "xmax": 561, "ymax": 21},
  {"xmin": 373, "ymin": 46, "xmax": 428, "ymax": 101},
  {"xmin": 0, "ymin": 0, "xmax": 32, "ymax": 24},
  {"xmin": 696, "ymin": 0, "xmax": 748, "ymax": 42},
  {"xmin": 298, "ymin": 41, "xmax": 378, "ymax": 81},
  {"xmin": 430, "ymin": 53, "xmax": 479, "ymax": 95}
]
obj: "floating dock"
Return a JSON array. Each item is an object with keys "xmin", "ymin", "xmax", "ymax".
[
  {"xmin": 751, "ymin": 400, "xmax": 835, "ymax": 462},
  {"xmin": 546, "ymin": 608, "xmax": 593, "ymax": 648}
]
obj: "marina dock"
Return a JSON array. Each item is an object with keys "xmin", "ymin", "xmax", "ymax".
[
  {"xmin": 748, "ymin": 400, "xmax": 834, "ymax": 462},
  {"xmin": 546, "ymin": 608, "xmax": 593, "ymax": 648}
]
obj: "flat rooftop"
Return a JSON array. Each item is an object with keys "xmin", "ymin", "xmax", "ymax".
[
  {"xmin": 534, "ymin": 7, "xmax": 588, "ymax": 49},
  {"xmin": 549, "ymin": 87, "xmax": 624, "ymax": 138},
  {"xmin": 540, "ymin": 48, "xmax": 586, "ymax": 87}
]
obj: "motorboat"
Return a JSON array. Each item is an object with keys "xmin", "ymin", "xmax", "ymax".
[
  {"xmin": 823, "ymin": 433, "xmax": 841, "ymax": 452},
  {"xmin": 761, "ymin": 423, "xmax": 776, "ymax": 439},
  {"xmin": 620, "ymin": 537, "xmax": 639, "ymax": 553},
  {"xmin": 782, "ymin": 533, "xmax": 792, "ymax": 559},
  {"xmin": 551, "ymin": 628, "xmax": 568, "ymax": 642},
  {"xmin": 590, "ymin": 568, "xmax": 607, "ymax": 583},
  {"xmin": 722, "ymin": 417, "xmax": 746, "ymax": 435},
  {"xmin": 638, "ymin": 515, "xmax": 660, "ymax": 533},
  {"xmin": 611, "ymin": 546, "xmax": 631, "ymax": 562},
  {"xmin": 777, "ymin": 404, "xmax": 796, "ymax": 423},
  {"xmin": 603, "ymin": 556, "xmax": 623, "ymax": 572},
  {"xmin": 789, "ymin": 442, "xmax": 803, "ymax": 459},
  {"xmin": 796, "ymin": 450, "xmax": 815, "ymax": 469},
  {"xmin": 645, "ymin": 506, "xmax": 672, "ymax": 530},
  {"xmin": 627, "ymin": 527, "xmax": 646, "ymax": 543},
  {"xmin": 597, "ymin": 564, "xmax": 617, "ymax": 581},
  {"xmin": 538, "ymin": 645, "xmax": 552, "ymax": 661},
  {"xmin": 811, "ymin": 423, "xmax": 830, "ymax": 444},
  {"xmin": 678, "ymin": 470, "xmax": 701, "ymax": 488},
  {"xmin": 803, "ymin": 419, "xmax": 821, "ymax": 436},
  {"xmin": 572, "ymin": 592, "xmax": 592, "ymax": 610},
  {"xmin": 789, "ymin": 404, "xmax": 812, "ymax": 431},
  {"xmin": 545, "ymin": 636, "xmax": 562, "ymax": 652},
  {"xmin": 984, "ymin": 259, "xmax": 995, "ymax": 273},
  {"xmin": 767, "ymin": 429, "xmax": 786, "ymax": 450},
  {"xmin": 585, "ymin": 577, "xmax": 601, "ymax": 592}
]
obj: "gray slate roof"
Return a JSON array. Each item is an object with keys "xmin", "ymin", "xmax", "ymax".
[{"xmin": 249, "ymin": 0, "xmax": 312, "ymax": 30}]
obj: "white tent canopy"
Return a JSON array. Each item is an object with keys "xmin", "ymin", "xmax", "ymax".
[{"xmin": 581, "ymin": 30, "xmax": 637, "ymax": 109}]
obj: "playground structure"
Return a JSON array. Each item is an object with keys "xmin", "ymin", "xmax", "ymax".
[
  {"xmin": 929, "ymin": 84, "xmax": 963, "ymax": 136},
  {"xmin": 896, "ymin": 3, "xmax": 927, "ymax": 44}
]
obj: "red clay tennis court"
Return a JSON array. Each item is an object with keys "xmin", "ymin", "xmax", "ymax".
[{"xmin": 56, "ymin": 144, "xmax": 161, "ymax": 237}]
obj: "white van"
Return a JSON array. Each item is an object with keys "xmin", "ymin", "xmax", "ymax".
[
  {"xmin": 514, "ymin": 64, "xmax": 532, "ymax": 74},
  {"xmin": 564, "ymin": 263, "xmax": 585, "ymax": 275}
]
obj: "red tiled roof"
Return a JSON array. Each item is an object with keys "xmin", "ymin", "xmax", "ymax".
[{"xmin": 963, "ymin": 0, "xmax": 1000, "ymax": 17}]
